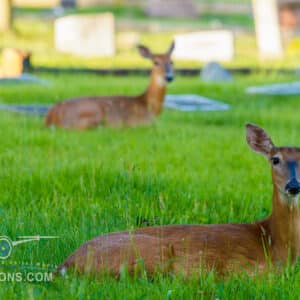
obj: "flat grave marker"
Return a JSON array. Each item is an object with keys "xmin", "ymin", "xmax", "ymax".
[
  {"xmin": 246, "ymin": 82, "xmax": 300, "ymax": 95},
  {"xmin": 165, "ymin": 95, "xmax": 230, "ymax": 111}
]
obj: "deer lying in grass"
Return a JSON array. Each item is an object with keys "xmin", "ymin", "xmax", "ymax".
[
  {"xmin": 45, "ymin": 42, "xmax": 175, "ymax": 129},
  {"xmin": 58, "ymin": 124, "xmax": 300, "ymax": 276}
]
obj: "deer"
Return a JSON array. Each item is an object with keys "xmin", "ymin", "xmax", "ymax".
[
  {"xmin": 57, "ymin": 124, "xmax": 300, "ymax": 277},
  {"xmin": 45, "ymin": 42, "xmax": 175, "ymax": 129}
]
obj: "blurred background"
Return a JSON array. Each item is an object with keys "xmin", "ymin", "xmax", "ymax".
[{"xmin": 1, "ymin": 0, "xmax": 300, "ymax": 73}]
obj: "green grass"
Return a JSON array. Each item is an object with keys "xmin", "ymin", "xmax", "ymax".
[{"xmin": 0, "ymin": 73, "xmax": 300, "ymax": 298}]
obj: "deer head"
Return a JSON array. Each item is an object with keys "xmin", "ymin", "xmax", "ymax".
[
  {"xmin": 246, "ymin": 123, "xmax": 300, "ymax": 202},
  {"xmin": 137, "ymin": 41, "xmax": 175, "ymax": 83}
]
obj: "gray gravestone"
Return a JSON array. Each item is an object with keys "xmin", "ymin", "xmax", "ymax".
[
  {"xmin": 146, "ymin": 0, "xmax": 198, "ymax": 18},
  {"xmin": 173, "ymin": 31, "xmax": 234, "ymax": 62},
  {"xmin": 54, "ymin": 13, "xmax": 115, "ymax": 57},
  {"xmin": 201, "ymin": 62, "xmax": 232, "ymax": 82}
]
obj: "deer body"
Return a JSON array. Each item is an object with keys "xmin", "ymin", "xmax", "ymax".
[
  {"xmin": 45, "ymin": 43, "xmax": 174, "ymax": 129},
  {"xmin": 58, "ymin": 125, "xmax": 300, "ymax": 276},
  {"xmin": 59, "ymin": 223, "xmax": 270, "ymax": 276}
]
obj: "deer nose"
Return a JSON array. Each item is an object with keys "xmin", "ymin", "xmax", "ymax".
[
  {"xmin": 165, "ymin": 73, "xmax": 174, "ymax": 82},
  {"xmin": 285, "ymin": 178, "xmax": 300, "ymax": 195}
]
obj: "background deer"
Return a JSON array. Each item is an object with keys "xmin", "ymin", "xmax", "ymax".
[
  {"xmin": 45, "ymin": 42, "xmax": 175, "ymax": 129},
  {"xmin": 58, "ymin": 124, "xmax": 300, "ymax": 276}
]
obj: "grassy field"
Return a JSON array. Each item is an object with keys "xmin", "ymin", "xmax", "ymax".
[{"xmin": 0, "ymin": 72, "xmax": 300, "ymax": 298}]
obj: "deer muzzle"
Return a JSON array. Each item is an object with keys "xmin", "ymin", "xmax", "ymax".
[
  {"xmin": 165, "ymin": 63, "xmax": 174, "ymax": 82},
  {"xmin": 285, "ymin": 161, "xmax": 300, "ymax": 195}
]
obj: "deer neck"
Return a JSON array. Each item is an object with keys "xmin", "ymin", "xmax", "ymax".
[
  {"xmin": 269, "ymin": 184, "xmax": 300, "ymax": 262},
  {"xmin": 143, "ymin": 68, "xmax": 167, "ymax": 116}
]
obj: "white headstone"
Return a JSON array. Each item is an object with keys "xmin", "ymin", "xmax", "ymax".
[
  {"xmin": 173, "ymin": 31, "xmax": 234, "ymax": 62},
  {"xmin": 54, "ymin": 13, "xmax": 115, "ymax": 57},
  {"xmin": 252, "ymin": 0, "xmax": 283, "ymax": 58}
]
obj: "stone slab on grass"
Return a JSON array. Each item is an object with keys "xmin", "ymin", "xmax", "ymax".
[
  {"xmin": 246, "ymin": 82, "xmax": 300, "ymax": 95},
  {"xmin": 165, "ymin": 94, "xmax": 230, "ymax": 111},
  {"xmin": 0, "ymin": 74, "xmax": 49, "ymax": 86},
  {"xmin": 0, "ymin": 104, "xmax": 51, "ymax": 116}
]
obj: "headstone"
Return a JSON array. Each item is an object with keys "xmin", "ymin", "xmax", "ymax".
[
  {"xmin": 246, "ymin": 82, "xmax": 300, "ymax": 95},
  {"xmin": 201, "ymin": 62, "xmax": 232, "ymax": 82},
  {"xmin": 165, "ymin": 95, "xmax": 230, "ymax": 112},
  {"xmin": 54, "ymin": 13, "xmax": 115, "ymax": 57},
  {"xmin": 173, "ymin": 31, "xmax": 234, "ymax": 62},
  {"xmin": 0, "ymin": 48, "xmax": 31, "ymax": 78},
  {"xmin": 252, "ymin": 0, "xmax": 283, "ymax": 58},
  {"xmin": 146, "ymin": 0, "xmax": 198, "ymax": 18}
]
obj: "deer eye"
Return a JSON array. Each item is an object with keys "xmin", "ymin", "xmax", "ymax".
[
  {"xmin": 154, "ymin": 61, "xmax": 160, "ymax": 66},
  {"xmin": 271, "ymin": 157, "xmax": 280, "ymax": 165}
]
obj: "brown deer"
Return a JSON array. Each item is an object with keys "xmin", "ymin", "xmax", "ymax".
[
  {"xmin": 45, "ymin": 42, "xmax": 175, "ymax": 129},
  {"xmin": 58, "ymin": 124, "xmax": 300, "ymax": 276}
]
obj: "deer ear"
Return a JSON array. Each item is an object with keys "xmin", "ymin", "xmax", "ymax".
[
  {"xmin": 137, "ymin": 45, "xmax": 152, "ymax": 59},
  {"xmin": 167, "ymin": 41, "xmax": 175, "ymax": 55},
  {"xmin": 246, "ymin": 124, "xmax": 274, "ymax": 157}
]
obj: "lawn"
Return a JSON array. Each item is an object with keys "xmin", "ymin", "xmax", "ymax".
[{"xmin": 0, "ymin": 72, "xmax": 300, "ymax": 298}]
